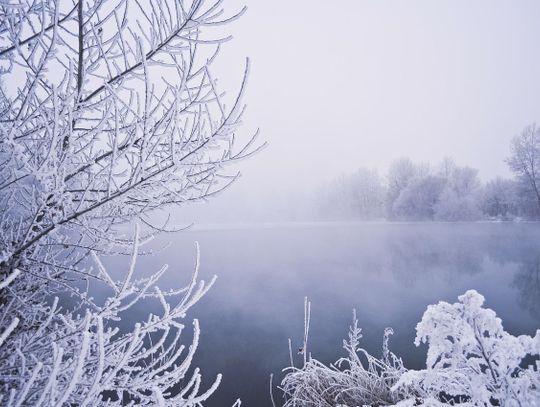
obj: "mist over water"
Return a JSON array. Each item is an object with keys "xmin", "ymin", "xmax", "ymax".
[{"xmin": 123, "ymin": 222, "xmax": 540, "ymax": 406}]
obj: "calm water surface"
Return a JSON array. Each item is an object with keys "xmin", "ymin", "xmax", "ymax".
[{"xmin": 128, "ymin": 222, "xmax": 540, "ymax": 406}]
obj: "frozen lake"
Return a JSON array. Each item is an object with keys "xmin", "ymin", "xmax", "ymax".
[{"xmin": 127, "ymin": 222, "xmax": 540, "ymax": 406}]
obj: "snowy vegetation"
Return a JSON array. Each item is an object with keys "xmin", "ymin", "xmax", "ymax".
[
  {"xmin": 317, "ymin": 135, "xmax": 540, "ymax": 221},
  {"xmin": 281, "ymin": 305, "xmax": 413, "ymax": 407},
  {"xmin": 0, "ymin": 0, "xmax": 258, "ymax": 405},
  {"xmin": 280, "ymin": 291, "xmax": 540, "ymax": 407},
  {"xmin": 0, "ymin": 1, "xmax": 538, "ymax": 406}
]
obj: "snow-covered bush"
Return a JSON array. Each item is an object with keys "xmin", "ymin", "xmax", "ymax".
[
  {"xmin": 280, "ymin": 291, "xmax": 540, "ymax": 407},
  {"xmin": 280, "ymin": 307, "xmax": 415, "ymax": 407},
  {"xmin": 393, "ymin": 290, "xmax": 540, "ymax": 406}
]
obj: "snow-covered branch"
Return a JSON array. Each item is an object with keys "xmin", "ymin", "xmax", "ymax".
[
  {"xmin": 0, "ymin": 1, "xmax": 256, "ymax": 404},
  {"xmin": 1, "ymin": 236, "xmax": 220, "ymax": 405}
]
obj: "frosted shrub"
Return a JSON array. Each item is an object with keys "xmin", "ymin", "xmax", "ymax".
[
  {"xmin": 393, "ymin": 290, "xmax": 540, "ymax": 406},
  {"xmin": 280, "ymin": 308, "xmax": 415, "ymax": 407}
]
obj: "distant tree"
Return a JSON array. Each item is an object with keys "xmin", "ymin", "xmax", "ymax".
[
  {"xmin": 438, "ymin": 156, "xmax": 457, "ymax": 179},
  {"xmin": 515, "ymin": 183, "xmax": 540, "ymax": 218},
  {"xmin": 348, "ymin": 168, "xmax": 385, "ymax": 219},
  {"xmin": 446, "ymin": 166, "xmax": 481, "ymax": 197},
  {"xmin": 385, "ymin": 158, "xmax": 418, "ymax": 219},
  {"xmin": 507, "ymin": 124, "xmax": 540, "ymax": 215},
  {"xmin": 434, "ymin": 166, "xmax": 482, "ymax": 221},
  {"xmin": 0, "ymin": 0, "xmax": 259, "ymax": 404},
  {"xmin": 386, "ymin": 159, "xmax": 485, "ymax": 221},
  {"xmin": 434, "ymin": 190, "xmax": 481, "ymax": 221},
  {"xmin": 318, "ymin": 168, "xmax": 385, "ymax": 220},
  {"xmin": 481, "ymin": 178, "xmax": 519, "ymax": 219},
  {"xmin": 392, "ymin": 175, "xmax": 446, "ymax": 220}
]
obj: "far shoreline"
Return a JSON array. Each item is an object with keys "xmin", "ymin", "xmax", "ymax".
[{"xmin": 183, "ymin": 218, "xmax": 540, "ymax": 232}]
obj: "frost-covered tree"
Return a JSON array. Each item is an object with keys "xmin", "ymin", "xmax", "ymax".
[
  {"xmin": 0, "ymin": 0, "xmax": 259, "ymax": 404},
  {"xmin": 392, "ymin": 175, "xmax": 445, "ymax": 221},
  {"xmin": 318, "ymin": 168, "xmax": 385, "ymax": 220},
  {"xmin": 507, "ymin": 123, "xmax": 540, "ymax": 215},
  {"xmin": 385, "ymin": 158, "xmax": 418, "ymax": 219},
  {"xmin": 433, "ymin": 166, "xmax": 482, "ymax": 221},
  {"xmin": 481, "ymin": 178, "xmax": 519, "ymax": 219},
  {"xmin": 388, "ymin": 159, "xmax": 483, "ymax": 221},
  {"xmin": 348, "ymin": 168, "xmax": 385, "ymax": 219}
]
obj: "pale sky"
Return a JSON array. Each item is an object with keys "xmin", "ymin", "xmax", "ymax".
[{"xmin": 212, "ymin": 0, "xmax": 540, "ymax": 195}]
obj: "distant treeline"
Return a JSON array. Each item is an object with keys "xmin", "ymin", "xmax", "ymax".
[{"xmin": 317, "ymin": 124, "xmax": 540, "ymax": 221}]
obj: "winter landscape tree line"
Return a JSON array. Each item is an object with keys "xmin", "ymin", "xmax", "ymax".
[{"xmin": 318, "ymin": 125, "xmax": 540, "ymax": 221}]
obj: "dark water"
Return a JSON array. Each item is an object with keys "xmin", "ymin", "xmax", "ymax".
[{"xmin": 126, "ymin": 222, "xmax": 540, "ymax": 406}]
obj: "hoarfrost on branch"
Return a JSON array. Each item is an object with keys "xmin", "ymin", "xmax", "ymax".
[{"xmin": 0, "ymin": 0, "xmax": 259, "ymax": 405}]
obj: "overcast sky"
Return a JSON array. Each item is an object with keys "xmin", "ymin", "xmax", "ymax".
[{"xmin": 209, "ymin": 0, "xmax": 540, "ymax": 197}]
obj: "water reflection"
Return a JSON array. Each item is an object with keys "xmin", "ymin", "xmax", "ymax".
[
  {"xmin": 120, "ymin": 222, "xmax": 540, "ymax": 406},
  {"xmin": 383, "ymin": 227, "xmax": 485, "ymax": 284},
  {"xmin": 513, "ymin": 257, "xmax": 540, "ymax": 319}
]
